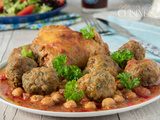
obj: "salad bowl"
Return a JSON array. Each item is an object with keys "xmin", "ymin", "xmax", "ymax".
[{"xmin": 0, "ymin": 2, "xmax": 67, "ymax": 24}]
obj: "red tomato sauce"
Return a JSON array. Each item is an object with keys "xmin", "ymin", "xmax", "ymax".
[{"xmin": 0, "ymin": 69, "xmax": 160, "ymax": 112}]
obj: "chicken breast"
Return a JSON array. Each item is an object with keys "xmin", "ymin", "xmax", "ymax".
[
  {"xmin": 31, "ymin": 25, "xmax": 110, "ymax": 69},
  {"xmin": 124, "ymin": 59, "xmax": 160, "ymax": 86}
]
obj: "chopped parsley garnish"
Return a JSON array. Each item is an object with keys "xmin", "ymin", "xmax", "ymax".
[
  {"xmin": 64, "ymin": 80, "xmax": 84, "ymax": 102},
  {"xmin": 52, "ymin": 55, "xmax": 83, "ymax": 81},
  {"xmin": 80, "ymin": 25, "xmax": 96, "ymax": 39},
  {"xmin": 21, "ymin": 46, "xmax": 35, "ymax": 59},
  {"xmin": 110, "ymin": 49, "xmax": 133, "ymax": 69},
  {"xmin": 117, "ymin": 72, "xmax": 140, "ymax": 89}
]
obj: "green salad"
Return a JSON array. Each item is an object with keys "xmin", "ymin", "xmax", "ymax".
[{"xmin": 0, "ymin": 0, "xmax": 65, "ymax": 16}]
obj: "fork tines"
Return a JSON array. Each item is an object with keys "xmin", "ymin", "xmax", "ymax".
[{"xmin": 83, "ymin": 15, "xmax": 111, "ymax": 35}]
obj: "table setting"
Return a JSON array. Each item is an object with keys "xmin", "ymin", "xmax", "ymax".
[{"xmin": 1, "ymin": 0, "xmax": 160, "ymax": 120}]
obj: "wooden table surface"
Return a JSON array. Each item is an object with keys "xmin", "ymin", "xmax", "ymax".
[{"xmin": 1, "ymin": 1, "xmax": 160, "ymax": 120}]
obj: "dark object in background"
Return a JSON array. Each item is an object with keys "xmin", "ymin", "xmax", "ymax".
[
  {"xmin": 82, "ymin": 0, "xmax": 107, "ymax": 13},
  {"xmin": 41, "ymin": 0, "xmax": 66, "ymax": 9}
]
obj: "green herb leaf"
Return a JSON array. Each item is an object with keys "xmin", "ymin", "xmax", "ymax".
[
  {"xmin": 110, "ymin": 49, "xmax": 133, "ymax": 69},
  {"xmin": 52, "ymin": 55, "xmax": 83, "ymax": 81},
  {"xmin": 117, "ymin": 72, "xmax": 140, "ymax": 89},
  {"xmin": 80, "ymin": 25, "xmax": 96, "ymax": 39},
  {"xmin": 37, "ymin": 3, "xmax": 52, "ymax": 13},
  {"xmin": 64, "ymin": 66, "xmax": 83, "ymax": 81},
  {"xmin": 52, "ymin": 55, "xmax": 67, "ymax": 76},
  {"xmin": 21, "ymin": 46, "xmax": 35, "ymax": 60},
  {"xmin": 64, "ymin": 80, "xmax": 84, "ymax": 102}
]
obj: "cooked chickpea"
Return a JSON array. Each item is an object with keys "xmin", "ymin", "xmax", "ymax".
[
  {"xmin": 84, "ymin": 102, "xmax": 96, "ymax": 109},
  {"xmin": 116, "ymin": 80, "xmax": 124, "ymax": 89},
  {"xmin": 125, "ymin": 92, "xmax": 137, "ymax": 99},
  {"xmin": 63, "ymin": 100, "xmax": 77, "ymax": 109},
  {"xmin": 59, "ymin": 79, "xmax": 68, "ymax": 89},
  {"xmin": 41, "ymin": 97, "xmax": 54, "ymax": 106},
  {"xmin": 12, "ymin": 87, "xmax": 24, "ymax": 97},
  {"xmin": 23, "ymin": 93, "xmax": 31, "ymax": 100},
  {"xmin": 115, "ymin": 90, "xmax": 123, "ymax": 96},
  {"xmin": 117, "ymin": 83, "xmax": 124, "ymax": 89},
  {"xmin": 52, "ymin": 93, "xmax": 65, "ymax": 103},
  {"xmin": 30, "ymin": 95, "xmax": 44, "ymax": 102},
  {"xmin": 121, "ymin": 88, "xmax": 132, "ymax": 94},
  {"xmin": 102, "ymin": 98, "xmax": 116, "ymax": 108},
  {"xmin": 50, "ymin": 92, "xmax": 56, "ymax": 97},
  {"xmin": 113, "ymin": 95, "xmax": 124, "ymax": 103},
  {"xmin": 59, "ymin": 89, "xmax": 65, "ymax": 94}
]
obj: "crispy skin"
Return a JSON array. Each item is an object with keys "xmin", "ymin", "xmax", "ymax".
[{"xmin": 31, "ymin": 25, "xmax": 110, "ymax": 68}]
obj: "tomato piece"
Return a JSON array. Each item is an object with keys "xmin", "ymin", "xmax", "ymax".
[
  {"xmin": 16, "ymin": 4, "xmax": 34, "ymax": 16},
  {"xmin": 0, "ymin": 71, "xmax": 7, "ymax": 81},
  {"xmin": 0, "ymin": 0, "xmax": 3, "ymax": 11},
  {"xmin": 133, "ymin": 86, "xmax": 151, "ymax": 98},
  {"xmin": 58, "ymin": 0, "xmax": 65, "ymax": 6},
  {"xmin": 21, "ymin": 0, "xmax": 27, "ymax": 3}
]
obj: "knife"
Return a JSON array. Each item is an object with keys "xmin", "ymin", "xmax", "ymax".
[{"xmin": 96, "ymin": 18, "xmax": 160, "ymax": 57}]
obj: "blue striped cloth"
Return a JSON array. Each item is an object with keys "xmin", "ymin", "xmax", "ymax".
[
  {"xmin": 72, "ymin": 16, "xmax": 160, "ymax": 63},
  {"xmin": 0, "ymin": 13, "xmax": 81, "ymax": 31}
]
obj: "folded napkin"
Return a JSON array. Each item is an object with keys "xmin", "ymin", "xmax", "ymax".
[
  {"xmin": 72, "ymin": 16, "xmax": 160, "ymax": 63},
  {"xmin": 0, "ymin": 13, "xmax": 81, "ymax": 31}
]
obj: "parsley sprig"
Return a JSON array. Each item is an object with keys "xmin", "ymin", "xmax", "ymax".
[
  {"xmin": 110, "ymin": 49, "xmax": 133, "ymax": 69},
  {"xmin": 117, "ymin": 72, "xmax": 140, "ymax": 89},
  {"xmin": 52, "ymin": 55, "xmax": 83, "ymax": 81},
  {"xmin": 64, "ymin": 80, "xmax": 84, "ymax": 102},
  {"xmin": 21, "ymin": 46, "xmax": 35, "ymax": 60},
  {"xmin": 80, "ymin": 25, "xmax": 96, "ymax": 39}
]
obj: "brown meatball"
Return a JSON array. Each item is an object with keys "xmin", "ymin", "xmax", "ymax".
[
  {"xmin": 22, "ymin": 67, "xmax": 60, "ymax": 95},
  {"xmin": 83, "ymin": 55, "xmax": 121, "ymax": 78},
  {"xmin": 6, "ymin": 56, "xmax": 38, "ymax": 87},
  {"xmin": 125, "ymin": 59, "xmax": 160, "ymax": 86},
  {"xmin": 119, "ymin": 40, "xmax": 145, "ymax": 60},
  {"xmin": 8, "ymin": 44, "xmax": 33, "ymax": 62},
  {"xmin": 78, "ymin": 70, "xmax": 116, "ymax": 102}
]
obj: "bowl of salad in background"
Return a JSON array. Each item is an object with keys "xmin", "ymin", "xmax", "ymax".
[{"xmin": 0, "ymin": 0, "xmax": 67, "ymax": 24}]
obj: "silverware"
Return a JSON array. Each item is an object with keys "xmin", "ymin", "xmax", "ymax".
[
  {"xmin": 83, "ymin": 15, "xmax": 113, "ymax": 35},
  {"xmin": 96, "ymin": 18, "xmax": 160, "ymax": 57}
]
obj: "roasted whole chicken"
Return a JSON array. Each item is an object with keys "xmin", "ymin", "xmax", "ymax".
[{"xmin": 31, "ymin": 25, "xmax": 110, "ymax": 68}]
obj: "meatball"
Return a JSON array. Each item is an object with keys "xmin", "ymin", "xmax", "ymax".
[
  {"xmin": 6, "ymin": 56, "xmax": 38, "ymax": 87},
  {"xmin": 83, "ymin": 55, "xmax": 121, "ymax": 78},
  {"xmin": 22, "ymin": 67, "xmax": 60, "ymax": 95},
  {"xmin": 119, "ymin": 40, "xmax": 145, "ymax": 60},
  {"xmin": 125, "ymin": 59, "xmax": 160, "ymax": 86},
  {"xmin": 8, "ymin": 44, "xmax": 33, "ymax": 62},
  {"xmin": 78, "ymin": 70, "xmax": 116, "ymax": 101}
]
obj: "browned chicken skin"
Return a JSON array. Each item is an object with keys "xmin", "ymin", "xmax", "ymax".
[
  {"xmin": 125, "ymin": 59, "xmax": 160, "ymax": 86},
  {"xmin": 31, "ymin": 25, "xmax": 110, "ymax": 69}
]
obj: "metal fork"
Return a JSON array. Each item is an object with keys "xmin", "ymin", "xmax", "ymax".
[{"xmin": 83, "ymin": 15, "xmax": 113, "ymax": 35}]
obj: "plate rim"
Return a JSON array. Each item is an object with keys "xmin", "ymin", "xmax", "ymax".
[{"xmin": 0, "ymin": 60, "xmax": 160, "ymax": 117}]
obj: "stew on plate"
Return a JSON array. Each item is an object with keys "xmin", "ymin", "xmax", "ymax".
[{"xmin": 0, "ymin": 25, "xmax": 160, "ymax": 112}]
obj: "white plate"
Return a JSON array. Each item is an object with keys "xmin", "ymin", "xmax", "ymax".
[{"xmin": 0, "ymin": 60, "xmax": 160, "ymax": 117}]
